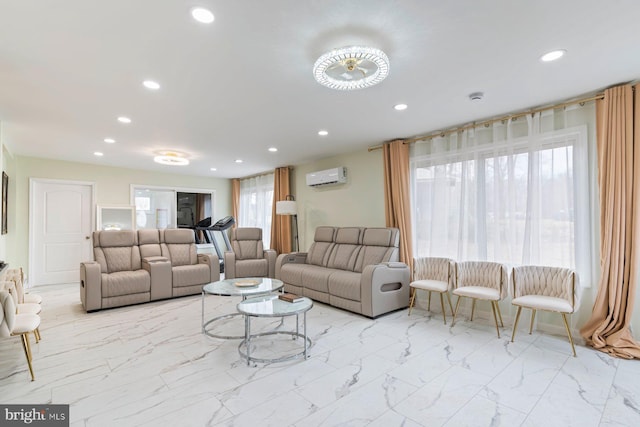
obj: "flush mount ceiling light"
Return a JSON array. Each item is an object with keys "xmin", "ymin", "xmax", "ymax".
[
  {"xmin": 153, "ymin": 151, "xmax": 189, "ymax": 166},
  {"xmin": 540, "ymin": 49, "xmax": 566, "ymax": 62},
  {"xmin": 104, "ymin": 138, "xmax": 115, "ymax": 143},
  {"xmin": 191, "ymin": 7, "xmax": 214, "ymax": 24},
  {"xmin": 142, "ymin": 80, "xmax": 160, "ymax": 90},
  {"xmin": 318, "ymin": 130, "xmax": 329, "ymax": 136},
  {"xmin": 94, "ymin": 152, "xmax": 104, "ymax": 157},
  {"xmin": 268, "ymin": 147, "xmax": 278, "ymax": 152},
  {"xmin": 313, "ymin": 46, "xmax": 390, "ymax": 90},
  {"xmin": 394, "ymin": 103, "xmax": 408, "ymax": 111},
  {"xmin": 117, "ymin": 116, "xmax": 132, "ymax": 124}
]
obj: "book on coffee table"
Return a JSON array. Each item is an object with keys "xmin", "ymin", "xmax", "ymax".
[{"xmin": 278, "ymin": 293, "xmax": 304, "ymax": 303}]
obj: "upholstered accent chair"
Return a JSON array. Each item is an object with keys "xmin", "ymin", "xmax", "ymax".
[
  {"xmin": 511, "ymin": 265, "xmax": 580, "ymax": 356},
  {"xmin": 452, "ymin": 261, "xmax": 509, "ymax": 337},
  {"xmin": 409, "ymin": 257, "xmax": 455, "ymax": 324},
  {"xmin": 0, "ymin": 290, "xmax": 41, "ymax": 381},
  {"xmin": 4, "ymin": 267, "xmax": 42, "ymax": 304},
  {"xmin": 0, "ymin": 280, "xmax": 42, "ymax": 342},
  {"xmin": 224, "ymin": 227, "xmax": 276, "ymax": 279},
  {"xmin": 161, "ymin": 228, "xmax": 216, "ymax": 296}
]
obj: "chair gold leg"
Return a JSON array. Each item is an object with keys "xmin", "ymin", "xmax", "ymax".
[
  {"xmin": 490, "ymin": 301, "xmax": 501, "ymax": 338},
  {"xmin": 496, "ymin": 302, "xmax": 504, "ymax": 327},
  {"xmin": 408, "ymin": 288, "xmax": 417, "ymax": 316},
  {"xmin": 446, "ymin": 292, "xmax": 454, "ymax": 316},
  {"xmin": 439, "ymin": 293, "xmax": 447, "ymax": 325},
  {"xmin": 35, "ymin": 328, "xmax": 41, "ymax": 341},
  {"xmin": 427, "ymin": 291, "xmax": 432, "ymax": 311},
  {"xmin": 512, "ymin": 306, "xmax": 522, "ymax": 342},
  {"xmin": 470, "ymin": 299, "xmax": 476, "ymax": 321},
  {"xmin": 561, "ymin": 313, "xmax": 577, "ymax": 357},
  {"xmin": 21, "ymin": 334, "xmax": 35, "ymax": 381},
  {"xmin": 529, "ymin": 309, "xmax": 536, "ymax": 334},
  {"xmin": 452, "ymin": 296, "xmax": 462, "ymax": 326}
]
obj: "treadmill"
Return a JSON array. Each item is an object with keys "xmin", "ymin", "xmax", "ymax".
[{"xmin": 194, "ymin": 216, "xmax": 235, "ymax": 273}]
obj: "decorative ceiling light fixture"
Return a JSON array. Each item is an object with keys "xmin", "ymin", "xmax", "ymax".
[
  {"xmin": 313, "ymin": 46, "xmax": 390, "ymax": 90},
  {"xmin": 153, "ymin": 151, "xmax": 189, "ymax": 166}
]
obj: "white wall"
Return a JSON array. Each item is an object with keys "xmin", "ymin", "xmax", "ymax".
[{"xmin": 292, "ymin": 149, "xmax": 385, "ymax": 251}]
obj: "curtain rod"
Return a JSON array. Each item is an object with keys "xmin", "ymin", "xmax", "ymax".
[{"xmin": 368, "ymin": 92, "xmax": 605, "ymax": 152}]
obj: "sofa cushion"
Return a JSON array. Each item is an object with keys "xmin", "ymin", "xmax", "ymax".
[
  {"xmin": 230, "ymin": 228, "xmax": 264, "ymax": 260},
  {"xmin": 172, "ymin": 264, "xmax": 211, "ymax": 288},
  {"xmin": 102, "ymin": 247, "xmax": 142, "ymax": 273},
  {"xmin": 101, "ymin": 270, "xmax": 150, "ymax": 297},
  {"xmin": 280, "ymin": 263, "xmax": 306, "ymax": 287},
  {"xmin": 236, "ymin": 259, "xmax": 268, "ymax": 277},
  {"xmin": 362, "ymin": 228, "xmax": 398, "ymax": 247},
  {"xmin": 328, "ymin": 270, "xmax": 361, "ymax": 301},
  {"xmin": 94, "ymin": 230, "xmax": 137, "ymax": 248},
  {"xmin": 301, "ymin": 265, "xmax": 334, "ymax": 293}
]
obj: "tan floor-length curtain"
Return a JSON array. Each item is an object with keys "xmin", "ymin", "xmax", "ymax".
[
  {"xmin": 270, "ymin": 167, "xmax": 292, "ymax": 254},
  {"xmin": 580, "ymin": 83, "xmax": 640, "ymax": 359},
  {"xmin": 231, "ymin": 179, "xmax": 240, "ymax": 229},
  {"xmin": 383, "ymin": 140, "xmax": 413, "ymax": 275}
]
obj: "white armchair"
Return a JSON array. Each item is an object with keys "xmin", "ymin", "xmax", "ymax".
[
  {"xmin": 409, "ymin": 257, "xmax": 455, "ymax": 324},
  {"xmin": 452, "ymin": 261, "xmax": 509, "ymax": 337},
  {"xmin": 0, "ymin": 290, "xmax": 41, "ymax": 381},
  {"xmin": 511, "ymin": 265, "xmax": 580, "ymax": 356}
]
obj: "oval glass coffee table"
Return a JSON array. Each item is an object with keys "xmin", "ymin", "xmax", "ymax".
[
  {"xmin": 201, "ymin": 277, "xmax": 283, "ymax": 339},
  {"xmin": 237, "ymin": 294, "xmax": 313, "ymax": 366}
]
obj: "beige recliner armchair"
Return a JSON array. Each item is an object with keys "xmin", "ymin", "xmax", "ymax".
[
  {"xmin": 223, "ymin": 228, "xmax": 276, "ymax": 279},
  {"xmin": 161, "ymin": 229, "xmax": 217, "ymax": 296}
]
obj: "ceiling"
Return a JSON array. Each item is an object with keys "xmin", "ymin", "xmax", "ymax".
[{"xmin": 1, "ymin": 1, "xmax": 639, "ymax": 178}]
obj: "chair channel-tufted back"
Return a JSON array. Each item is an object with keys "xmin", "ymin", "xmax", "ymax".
[
  {"xmin": 229, "ymin": 228, "xmax": 265, "ymax": 260},
  {"xmin": 161, "ymin": 229, "xmax": 197, "ymax": 266},
  {"xmin": 93, "ymin": 230, "xmax": 142, "ymax": 273},
  {"xmin": 414, "ymin": 257, "xmax": 453, "ymax": 284},
  {"xmin": 512, "ymin": 265, "xmax": 577, "ymax": 308},
  {"xmin": 456, "ymin": 261, "xmax": 508, "ymax": 298},
  {"xmin": 0, "ymin": 290, "xmax": 15, "ymax": 338}
]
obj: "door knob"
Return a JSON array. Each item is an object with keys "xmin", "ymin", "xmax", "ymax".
[{"xmin": 85, "ymin": 236, "xmax": 90, "ymax": 240}]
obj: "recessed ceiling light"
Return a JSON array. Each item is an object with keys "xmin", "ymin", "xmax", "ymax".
[
  {"xmin": 394, "ymin": 103, "xmax": 408, "ymax": 111},
  {"xmin": 210, "ymin": 167, "xmax": 217, "ymax": 171},
  {"xmin": 94, "ymin": 152, "xmax": 103, "ymax": 157},
  {"xmin": 117, "ymin": 116, "xmax": 132, "ymax": 124},
  {"xmin": 235, "ymin": 159, "xmax": 243, "ymax": 163},
  {"xmin": 142, "ymin": 80, "xmax": 160, "ymax": 90},
  {"xmin": 318, "ymin": 130, "xmax": 329, "ymax": 136},
  {"xmin": 540, "ymin": 49, "xmax": 566, "ymax": 62},
  {"xmin": 154, "ymin": 152, "xmax": 189, "ymax": 166},
  {"xmin": 268, "ymin": 147, "xmax": 278, "ymax": 152},
  {"xmin": 191, "ymin": 7, "xmax": 214, "ymax": 24},
  {"xmin": 104, "ymin": 138, "xmax": 115, "ymax": 143}
]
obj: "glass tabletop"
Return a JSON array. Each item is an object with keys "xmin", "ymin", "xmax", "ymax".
[
  {"xmin": 237, "ymin": 294, "xmax": 313, "ymax": 317},
  {"xmin": 203, "ymin": 278, "xmax": 283, "ymax": 297}
]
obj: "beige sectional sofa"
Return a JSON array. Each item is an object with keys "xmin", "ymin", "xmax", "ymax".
[
  {"xmin": 80, "ymin": 229, "xmax": 219, "ymax": 312},
  {"xmin": 275, "ymin": 226, "xmax": 410, "ymax": 318}
]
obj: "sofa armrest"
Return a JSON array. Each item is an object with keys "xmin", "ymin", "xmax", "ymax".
[
  {"xmin": 142, "ymin": 256, "xmax": 172, "ymax": 301},
  {"xmin": 264, "ymin": 249, "xmax": 277, "ymax": 278},
  {"xmin": 360, "ymin": 262, "xmax": 411, "ymax": 318},
  {"xmin": 198, "ymin": 252, "xmax": 220, "ymax": 282},
  {"xmin": 80, "ymin": 261, "xmax": 102, "ymax": 312},
  {"xmin": 275, "ymin": 252, "xmax": 308, "ymax": 279},
  {"xmin": 223, "ymin": 251, "xmax": 236, "ymax": 279}
]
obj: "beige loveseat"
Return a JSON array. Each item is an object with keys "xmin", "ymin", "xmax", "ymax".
[
  {"xmin": 80, "ymin": 229, "xmax": 219, "ymax": 312},
  {"xmin": 275, "ymin": 226, "xmax": 410, "ymax": 318}
]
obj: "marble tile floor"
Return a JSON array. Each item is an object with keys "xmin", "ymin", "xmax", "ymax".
[{"xmin": 1, "ymin": 283, "xmax": 639, "ymax": 427}]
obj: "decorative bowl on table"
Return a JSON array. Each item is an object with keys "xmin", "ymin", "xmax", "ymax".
[{"xmin": 233, "ymin": 279, "xmax": 260, "ymax": 287}]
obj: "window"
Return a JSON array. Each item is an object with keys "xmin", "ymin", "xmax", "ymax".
[
  {"xmin": 411, "ymin": 107, "xmax": 595, "ymax": 286},
  {"xmin": 239, "ymin": 173, "xmax": 274, "ymax": 248}
]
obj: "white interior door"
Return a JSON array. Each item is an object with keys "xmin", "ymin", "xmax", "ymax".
[{"xmin": 30, "ymin": 180, "xmax": 93, "ymax": 285}]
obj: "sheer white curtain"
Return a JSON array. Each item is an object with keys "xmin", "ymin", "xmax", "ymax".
[
  {"xmin": 410, "ymin": 104, "xmax": 596, "ymax": 286},
  {"xmin": 239, "ymin": 173, "xmax": 274, "ymax": 248}
]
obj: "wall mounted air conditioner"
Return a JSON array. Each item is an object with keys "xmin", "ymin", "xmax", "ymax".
[{"xmin": 306, "ymin": 167, "xmax": 347, "ymax": 187}]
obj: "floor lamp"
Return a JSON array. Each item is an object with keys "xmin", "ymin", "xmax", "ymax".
[{"xmin": 275, "ymin": 195, "xmax": 299, "ymax": 252}]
